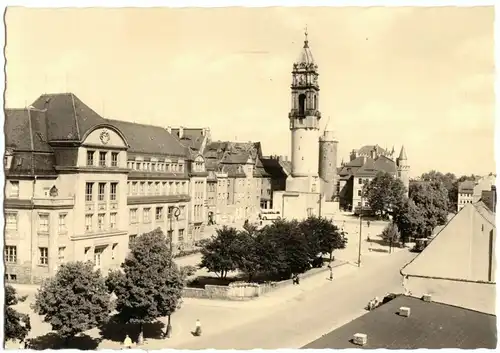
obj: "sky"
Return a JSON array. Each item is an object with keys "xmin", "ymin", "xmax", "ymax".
[{"xmin": 4, "ymin": 6, "xmax": 495, "ymax": 177}]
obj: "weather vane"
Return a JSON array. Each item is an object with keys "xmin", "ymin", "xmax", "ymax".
[{"xmin": 304, "ymin": 25, "xmax": 308, "ymax": 41}]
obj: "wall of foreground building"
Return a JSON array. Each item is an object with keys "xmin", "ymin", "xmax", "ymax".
[
  {"xmin": 404, "ymin": 277, "xmax": 496, "ymax": 315},
  {"xmin": 273, "ymin": 191, "xmax": 321, "ymax": 221}
]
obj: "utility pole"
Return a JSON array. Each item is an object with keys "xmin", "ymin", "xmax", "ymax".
[
  {"xmin": 358, "ymin": 191, "xmax": 363, "ymax": 267},
  {"xmin": 166, "ymin": 206, "xmax": 180, "ymax": 338}
]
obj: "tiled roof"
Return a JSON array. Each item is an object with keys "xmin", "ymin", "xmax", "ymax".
[
  {"xmin": 459, "ymin": 180, "xmax": 475, "ymax": 193},
  {"xmin": 260, "ymin": 158, "xmax": 288, "ymax": 179},
  {"xmin": 339, "ymin": 155, "xmax": 397, "ymax": 178},
  {"xmin": 31, "ymin": 93, "xmax": 104, "ymax": 141},
  {"xmin": 204, "ymin": 140, "xmax": 265, "ymax": 178},
  {"xmin": 5, "ymin": 108, "xmax": 57, "ymax": 177},
  {"xmin": 358, "ymin": 144, "xmax": 390, "ymax": 157},
  {"xmin": 29, "ymin": 93, "xmax": 187, "ymax": 157},
  {"xmin": 303, "ymin": 295, "xmax": 496, "ymax": 349},
  {"xmin": 171, "ymin": 128, "xmax": 207, "ymax": 152},
  {"xmin": 107, "ymin": 119, "xmax": 187, "ymax": 157},
  {"xmin": 401, "ymin": 202, "xmax": 496, "ymax": 283}
]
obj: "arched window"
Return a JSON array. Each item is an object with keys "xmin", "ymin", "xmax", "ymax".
[
  {"xmin": 298, "ymin": 94, "xmax": 306, "ymax": 116},
  {"xmin": 313, "ymin": 95, "xmax": 317, "ymax": 110}
]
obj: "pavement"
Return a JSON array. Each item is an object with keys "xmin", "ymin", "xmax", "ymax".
[{"xmin": 141, "ymin": 249, "xmax": 415, "ymax": 349}]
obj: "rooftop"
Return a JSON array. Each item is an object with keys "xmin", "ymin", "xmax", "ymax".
[{"xmin": 303, "ymin": 295, "xmax": 497, "ymax": 349}]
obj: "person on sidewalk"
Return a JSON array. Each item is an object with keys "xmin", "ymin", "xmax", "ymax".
[
  {"xmin": 123, "ymin": 334, "xmax": 133, "ymax": 349},
  {"xmin": 329, "ymin": 265, "xmax": 333, "ymax": 281},
  {"xmin": 194, "ymin": 319, "xmax": 202, "ymax": 336}
]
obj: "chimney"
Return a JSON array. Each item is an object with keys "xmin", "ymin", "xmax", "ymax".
[
  {"xmin": 422, "ymin": 294, "xmax": 432, "ymax": 302},
  {"xmin": 399, "ymin": 306, "xmax": 411, "ymax": 317},
  {"xmin": 166, "ymin": 126, "xmax": 172, "ymax": 134},
  {"xmin": 353, "ymin": 333, "xmax": 367, "ymax": 346},
  {"xmin": 179, "ymin": 126, "xmax": 184, "ymax": 139}
]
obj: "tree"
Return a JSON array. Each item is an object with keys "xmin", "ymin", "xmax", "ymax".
[
  {"xmin": 421, "ymin": 170, "xmax": 457, "ymax": 212},
  {"xmin": 5, "ymin": 285, "xmax": 31, "ymax": 343},
  {"xmin": 299, "ymin": 216, "xmax": 347, "ymax": 263},
  {"xmin": 109, "ymin": 228, "xmax": 184, "ymax": 343},
  {"xmin": 199, "ymin": 226, "xmax": 240, "ymax": 279},
  {"xmin": 381, "ymin": 222, "xmax": 400, "ymax": 253},
  {"xmin": 393, "ymin": 198, "xmax": 426, "ymax": 245},
  {"xmin": 31, "ymin": 261, "xmax": 111, "ymax": 344},
  {"xmin": 260, "ymin": 219, "xmax": 311, "ymax": 278},
  {"xmin": 233, "ymin": 226, "xmax": 262, "ymax": 282},
  {"xmin": 409, "ymin": 180, "xmax": 449, "ymax": 237},
  {"xmin": 364, "ymin": 172, "xmax": 407, "ymax": 218}
]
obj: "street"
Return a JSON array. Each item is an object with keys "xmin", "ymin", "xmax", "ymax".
[{"xmin": 157, "ymin": 249, "xmax": 415, "ymax": 349}]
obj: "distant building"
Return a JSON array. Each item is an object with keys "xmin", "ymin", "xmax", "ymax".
[
  {"xmin": 458, "ymin": 174, "xmax": 496, "ymax": 212},
  {"xmin": 203, "ymin": 141, "xmax": 264, "ymax": 223},
  {"xmin": 272, "ymin": 31, "xmax": 340, "ymax": 220},
  {"xmin": 337, "ymin": 144, "xmax": 409, "ymax": 211},
  {"xmin": 481, "ymin": 186, "xmax": 497, "ymax": 213}
]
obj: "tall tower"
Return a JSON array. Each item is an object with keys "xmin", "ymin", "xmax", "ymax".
[
  {"xmin": 397, "ymin": 145, "xmax": 410, "ymax": 195},
  {"xmin": 319, "ymin": 130, "xmax": 339, "ymax": 201},
  {"xmin": 287, "ymin": 29, "xmax": 322, "ymax": 193}
]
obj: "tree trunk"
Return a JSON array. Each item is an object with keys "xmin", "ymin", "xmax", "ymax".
[
  {"xmin": 329, "ymin": 252, "xmax": 333, "ymax": 263},
  {"xmin": 389, "ymin": 239, "xmax": 392, "ymax": 254}
]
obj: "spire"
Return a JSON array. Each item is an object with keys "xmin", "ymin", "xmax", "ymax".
[
  {"xmin": 399, "ymin": 145, "xmax": 407, "ymax": 160},
  {"xmin": 304, "ymin": 25, "xmax": 309, "ymax": 48},
  {"xmin": 295, "ymin": 26, "xmax": 315, "ymax": 66}
]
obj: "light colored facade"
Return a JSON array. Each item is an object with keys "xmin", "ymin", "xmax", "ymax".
[
  {"xmin": 4, "ymin": 93, "xmax": 206, "ymax": 284},
  {"xmin": 203, "ymin": 141, "xmax": 263, "ymax": 223},
  {"xmin": 458, "ymin": 175, "xmax": 496, "ymax": 212},
  {"xmin": 286, "ymin": 32, "xmax": 321, "ymax": 194}
]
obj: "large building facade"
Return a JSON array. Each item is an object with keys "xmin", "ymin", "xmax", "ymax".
[{"xmin": 4, "ymin": 93, "xmax": 208, "ymax": 284}]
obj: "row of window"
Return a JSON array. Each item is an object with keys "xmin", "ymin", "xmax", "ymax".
[
  {"xmin": 127, "ymin": 180, "xmax": 188, "ymax": 197},
  {"xmin": 85, "ymin": 212, "xmax": 118, "ymax": 233},
  {"xmin": 358, "ymin": 178, "xmax": 371, "ymax": 185},
  {"xmin": 127, "ymin": 160, "xmax": 185, "ymax": 173},
  {"xmin": 5, "ymin": 245, "xmax": 48, "ymax": 265},
  {"xmin": 129, "ymin": 205, "xmax": 186, "ymax": 224},
  {"xmin": 5, "ymin": 212, "xmax": 67, "ymax": 234},
  {"xmin": 194, "ymin": 181, "xmax": 205, "ymax": 199},
  {"xmin": 86, "ymin": 182, "xmax": 119, "ymax": 202},
  {"xmin": 87, "ymin": 150, "xmax": 119, "ymax": 167}
]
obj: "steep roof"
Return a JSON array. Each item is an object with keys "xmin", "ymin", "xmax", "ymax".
[
  {"xmin": 401, "ymin": 202, "xmax": 496, "ymax": 283},
  {"xmin": 303, "ymin": 295, "xmax": 496, "ymax": 349},
  {"xmin": 398, "ymin": 145, "xmax": 408, "ymax": 160},
  {"xmin": 107, "ymin": 119, "xmax": 186, "ymax": 157},
  {"xmin": 459, "ymin": 180, "xmax": 475, "ymax": 193},
  {"xmin": 31, "ymin": 93, "xmax": 105, "ymax": 141},
  {"xmin": 358, "ymin": 144, "xmax": 390, "ymax": 157},
  {"xmin": 260, "ymin": 157, "xmax": 288, "ymax": 179},
  {"xmin": 204, "ymin": 140, "xmax": 265, "ymax": 177},
  {"xmin": 4, "ymin": 108, "xmax": 57, "ymax": 177},
  {"xmin": 171, "ymin": 128, "xmax": 207, "ymax": 152}
]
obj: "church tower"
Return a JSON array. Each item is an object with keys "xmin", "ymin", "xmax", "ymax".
[
  {"xmin": 397, "ymin": 145, "xmax": 410, "ymax": 195},
  {"xmin": 286, "ymin": 29, "xmax": 322, "ymax": 193}
]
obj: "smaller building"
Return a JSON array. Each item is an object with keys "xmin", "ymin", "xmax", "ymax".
[
  {"xmin": 337, "ymin": 145, "xmax": 409, "ymax": 212},
  {"xmin": 458, "ymin": 174, "xmax": 496, "ymax": 212}
]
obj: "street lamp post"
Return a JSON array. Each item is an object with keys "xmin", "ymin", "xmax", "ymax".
[
  {"xmin": 358, "ymin": 192, "xmax": 363, "ymax": 267},
  {"xmin": 166, "ymin": 206, "xmax": 181, "ymax": 339}
]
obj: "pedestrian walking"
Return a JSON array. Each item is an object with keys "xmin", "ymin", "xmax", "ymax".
[
  {"xmin": 123, "ymin": 334, "xmax": 133, "ymax": 349},
  {"xmin": 329, "ymin": 266, "xmax": 333, "ymax": 281}
]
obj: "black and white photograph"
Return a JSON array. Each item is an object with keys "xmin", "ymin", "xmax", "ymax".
[{"xmin": 2, "ymin": 3, "xmax": 497, "ymax": 350}]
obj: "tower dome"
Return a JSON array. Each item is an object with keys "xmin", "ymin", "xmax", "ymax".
[{"xmin": 294, "ymin": 29, "xmax": 317, "ymax": 69}]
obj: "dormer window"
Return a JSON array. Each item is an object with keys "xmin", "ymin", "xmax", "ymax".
[{"xmin": 99, "ymin": 152, "xmax": 107, "ymax": 167}]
